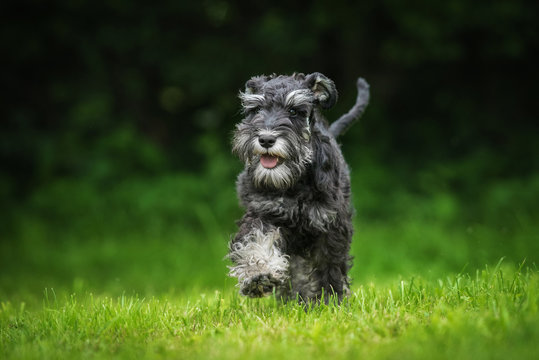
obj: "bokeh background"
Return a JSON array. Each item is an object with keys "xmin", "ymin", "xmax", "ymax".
[{"xmin": 1, "ymin": 0, "xmax": 538, "ymax": 300}]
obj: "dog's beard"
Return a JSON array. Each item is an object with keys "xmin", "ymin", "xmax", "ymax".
[
  {"xmin": 252, "ymin": 162, "xmax": 296, "ymax": 189},
  {"xmin": 250, "ymin": 138, "xmax": 312, "ymax": 190},
  {"xmin": 233, "ymin": 127, "xmax": 313, "ymax": 190}
]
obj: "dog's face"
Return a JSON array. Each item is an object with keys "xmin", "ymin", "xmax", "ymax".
[{"xmin": 232, "ymin": 73, "xmax": 337, "ymax": 190}]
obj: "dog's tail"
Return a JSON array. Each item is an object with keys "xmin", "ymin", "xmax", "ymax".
[{"xmin": 329, "ymin": 77, "xmax": 370, "ymax": 138}]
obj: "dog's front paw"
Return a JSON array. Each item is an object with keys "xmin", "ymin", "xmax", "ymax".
[{"xmin": 240, "ymin": 274, "xmax": 282, "ymax": 298}]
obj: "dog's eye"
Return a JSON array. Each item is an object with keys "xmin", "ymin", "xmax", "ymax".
[
  {"xmin": 244, "ymin": 106, "xmax": 260, "ymax": 115},
  {"xmin": 289, "ymin": 108, "xmax": 307, "ymax": 118}
]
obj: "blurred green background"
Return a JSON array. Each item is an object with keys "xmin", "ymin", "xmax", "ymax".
[{"xmin": 1, "ymin": 0, "xmax": 538, "ymax": 301}]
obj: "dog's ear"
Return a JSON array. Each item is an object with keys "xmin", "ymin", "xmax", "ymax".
[
  {"xmin": 305, "ymin": 73, "xmax": 338, "ymax": 109},
  {"xmin": 244, "ymin": 74, "xmax": 275, "ymax": 94},
  {"xmin": 244, "ymin": 77, "xmax": 263, "ymax": 94}
]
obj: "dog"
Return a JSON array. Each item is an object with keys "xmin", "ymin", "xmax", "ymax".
[{"xmin": 228, "ymin": 72, "xmax": 370, "ymax": 302}]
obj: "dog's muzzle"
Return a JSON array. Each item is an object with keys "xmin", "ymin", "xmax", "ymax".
[
  {"xmin": 258, "ymin": 134, "xmax": 280, "ymax": 169},
  {"xmin": 254, "ymin": 130, "xmax": 288, "ymax": 169}
]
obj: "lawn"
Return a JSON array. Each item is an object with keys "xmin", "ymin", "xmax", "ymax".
[
  {"xmin": 1, "ymin": 264, "xmax": 538, "ymax": 359},
  {"xmin": 1, "ymin": 173, "xmax": 538, "ymax": 359}
]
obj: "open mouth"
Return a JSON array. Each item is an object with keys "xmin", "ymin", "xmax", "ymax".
[{"xmin": 260, "ymin": 154, "xmax": 279, "ymax": 169}]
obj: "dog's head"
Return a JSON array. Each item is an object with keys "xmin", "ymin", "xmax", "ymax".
[{"xmin": 232, "ymin": 73, "xmax": 338, "ymax": 190}]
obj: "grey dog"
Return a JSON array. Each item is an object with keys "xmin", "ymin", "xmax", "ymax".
[{"xmin": 228, "ymin": 72, "xmax": 370, "ymax": 302}]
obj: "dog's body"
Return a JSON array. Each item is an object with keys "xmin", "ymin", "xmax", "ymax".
[{"xmin": 228, "ymin": 73, "xmax": 369, "ymax": 302}]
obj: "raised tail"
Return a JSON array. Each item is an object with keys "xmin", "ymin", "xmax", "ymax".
[{"xmin": 329, "ymin": 77, "xmax": 370, "ymax": 137}]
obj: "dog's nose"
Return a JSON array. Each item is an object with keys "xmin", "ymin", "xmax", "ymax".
[{"xmin": 258, "ymin": 134, "xmax": 276, "ymax": 148}]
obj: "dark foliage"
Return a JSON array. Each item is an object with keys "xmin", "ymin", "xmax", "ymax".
[{"xmin": 1, "ymin": 0, "xmax": 538, "ymax": 199}]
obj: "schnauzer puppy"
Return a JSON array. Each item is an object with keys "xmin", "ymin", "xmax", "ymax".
[{"xmin": 228, "ymin": 72, "xmax": 370, "ymax": 302}]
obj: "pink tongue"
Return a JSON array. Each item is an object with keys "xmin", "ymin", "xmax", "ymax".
[{"xmin": 260, "ymin": 155, "xmax": 278, "ymax": 169}]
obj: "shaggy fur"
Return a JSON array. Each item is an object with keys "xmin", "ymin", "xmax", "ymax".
[{"xmin": 228, "ymin": 72, "xmax": 370, "ymax": 302}]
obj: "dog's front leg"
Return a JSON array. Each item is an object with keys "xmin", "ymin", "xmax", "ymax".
[
  {"xmin": 248, "ymin": 196, "xmax": 299, "ymax": 224},
  {"xmin": 227, "ymin": 217, "xmax": 289, "ymax": 297}
]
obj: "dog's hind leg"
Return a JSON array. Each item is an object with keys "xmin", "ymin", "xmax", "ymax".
[
  {"xmin": 309, "ymin": 233, "xmax": 353, "ymax": 303},
  {"xmin": 280, "ymin": 255, "xmax": 319, "ymax": 302}
]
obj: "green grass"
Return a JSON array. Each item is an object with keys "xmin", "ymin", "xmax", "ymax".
[
  {"xmin": 1, "ymin": 263, "xmax": 538, "ymax": 359},
  {"xmin": 1, "ymin": 172, "xmax": 538, "ymax": 358}
]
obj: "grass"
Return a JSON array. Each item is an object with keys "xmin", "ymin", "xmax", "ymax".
[
  {"xmin": 1, "ymin": 172, "xmax": 538, "ymax": 358},
  {"xmin": 1, "ymin": 263, "xmax": 538, "ymax": 359}
]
